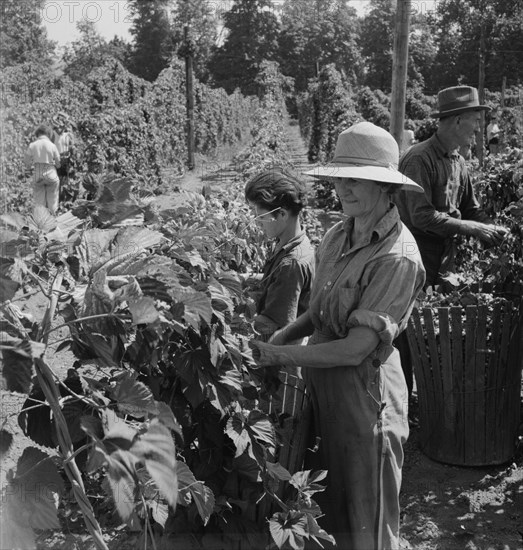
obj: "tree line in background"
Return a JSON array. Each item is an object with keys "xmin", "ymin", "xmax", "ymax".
[{"xmin": 2, "ymin": 0, "xmax": 522, "ymax": 95}]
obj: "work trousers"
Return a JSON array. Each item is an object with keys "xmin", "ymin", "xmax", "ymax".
[
  {"xmin": 302, "ymin": 348, "xmax": 409, "ymax": 550},
  {"xmin": 34, "ymin": 174, "xmax": 59, "ymax": 214}
]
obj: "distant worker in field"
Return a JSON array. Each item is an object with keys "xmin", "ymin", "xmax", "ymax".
[
  {"xmin": 394, "ymin": 85, "xmax": 508, "ymax": 288},
  {"xmin": 486, "ymin": 114, "xmax": 501, "ymax": 155},
  {"xmin": 401, "ymin": 127, "xmax": 416, "ymax": 153},
  {"xmin": 53, "ymin": 114, "xmax": 76, "ymax": 197},
  {"xmin": 24, "ymin": 125, "xmax": 61, "ymax": 214}
]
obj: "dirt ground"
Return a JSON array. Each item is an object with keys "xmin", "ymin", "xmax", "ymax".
[
  {"xmin": 400, "ymin": 404, "xmax": 523, "ymax": 550},
  {"xmin": 2, "ymin": 119, "xmax": 523, "ymax": 550}
]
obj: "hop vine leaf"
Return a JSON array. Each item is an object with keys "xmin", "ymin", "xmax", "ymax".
[{"xmin": 0, "ymin": 447, "xmax": 64, "ymax": 549}]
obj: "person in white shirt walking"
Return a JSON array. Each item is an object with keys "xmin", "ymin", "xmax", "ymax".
[
  {"xmin": 24, "ymin": 125, "xmax": 61, "ymax": 214},
  {"xmin": 53, "ymin": 115, "xmax": 76, "ymax": 195}
]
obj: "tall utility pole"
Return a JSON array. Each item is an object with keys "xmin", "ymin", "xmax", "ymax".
[
  {"xmin": 184, "ymin": 25, "xmax": 195, "ymax": 171},
  {"xmin": 477, "ymin": 16, "xmax": 486, "ymax": 165},
  {"xmin": 390, "ymin": 0, "xmax": 412, "ymax": 149}
]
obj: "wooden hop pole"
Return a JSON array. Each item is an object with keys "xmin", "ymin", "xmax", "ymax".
[
  {"xmin": 477, "ymin": 17, "xmax": 486, "ymax": 165},
  {"xmin": 390, "ymin": 0, "xmax": 412, "ymax": 148},
  {"xmin": 184, "ymin": 25, "xmax": 195, "ymax": 171}
]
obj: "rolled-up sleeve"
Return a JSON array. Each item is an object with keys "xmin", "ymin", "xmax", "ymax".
[{"xmin": 347, "ymin": 257, "xmax": 425, "ymax": 344}]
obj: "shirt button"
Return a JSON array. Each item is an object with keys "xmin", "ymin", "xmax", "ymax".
[
  {"xmin": 320, "ymin": 310, "xmax": 324, "ymax": 316},
  {"xmin": 327, "ymin": 281, "xmax": 332, "ymax": 286}
]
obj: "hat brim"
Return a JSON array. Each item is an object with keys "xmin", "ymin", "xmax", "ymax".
[
  {"xmin": 304, "ymin": 164, "xmax": 425, "ymax": 193},
  {"xmin": 430, "ymin": 105, "xmax": 491, "ymax": 118}
]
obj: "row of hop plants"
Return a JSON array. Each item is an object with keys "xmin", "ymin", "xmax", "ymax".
[
  {"xmin": 0, "ymin": 58, "xmax": 260, "ymax": 214},
  {"xmin": 0, "ymin": 63, "xmax": 334, "ymax": 550},
  {"xmin": 297, "ymin": 64, "xmax": 523, "ymax": 167}
]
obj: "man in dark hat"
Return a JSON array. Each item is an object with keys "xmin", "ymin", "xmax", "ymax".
[
  {"xmin": 395, "ymin": 85, "xmax": 508, "ymax": 287},
  {"xmin": 393, "ymin": 85, "xmax": 508, "ymax": 395}
]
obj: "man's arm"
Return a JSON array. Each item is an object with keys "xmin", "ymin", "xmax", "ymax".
[
  {"xmin": 458, "ymin": 166, "xmax": 491, "ymax": 223},
  {"xmin": 457, "ymin": 164, "xmax": 508, "ymax": 245},
  {"xmin": 398, "ymin": 152, "xmax": 507, "ymax": 245}
]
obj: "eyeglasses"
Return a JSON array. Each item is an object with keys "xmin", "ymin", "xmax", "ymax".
[{"xmin": 252, "ymin": 207, "xmax": 281, "ymax": 223}]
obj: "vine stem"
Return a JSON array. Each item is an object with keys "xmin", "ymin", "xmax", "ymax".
[
  {"xmin": 140, "ymin": 493, "xmax": 158, "ymax": 550},
  {"xmin": 41, "ymin": 312, "xmax": 125, "ymax": 339},
  {"xmin": 31, "ymin": 272, "xmax": 108, "ymax": 549},
  {"xmin": 37, "ymin": 267, "xmax": 63, "ymax": 344},
  {"xmin": 34, "ymin": 358, "xmax": 109, "ymax": 550},
  {"xmin": 63, "ymin": 442, "xmax": 93, "ymax": 465}
]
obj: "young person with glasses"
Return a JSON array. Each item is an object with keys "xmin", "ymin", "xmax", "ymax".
[{"xmin": 244, "ymin": 167, "xmax": 315, "ymax": 342}]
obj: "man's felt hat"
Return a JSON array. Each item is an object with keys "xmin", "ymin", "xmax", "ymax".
[
  {"xmin": 431, "ymin": 85, "xmax": 490, "ymax": 118},
  {"xmin": 304, "ymin": 122, "xmax": 423, "ymax": 192}
]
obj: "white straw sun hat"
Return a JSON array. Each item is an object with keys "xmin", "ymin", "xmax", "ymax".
[{"xmin": 305, "ymin": 121, "xmax": 424, "ymax": 193}]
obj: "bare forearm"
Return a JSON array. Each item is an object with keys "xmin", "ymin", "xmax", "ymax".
[
  {"xmin": 257, "ymin": 326, "xmax": 379, "ymax": 369},
  {"xmin": 277, "ymin": 311, "xmax": 314, "ymax": 343}
]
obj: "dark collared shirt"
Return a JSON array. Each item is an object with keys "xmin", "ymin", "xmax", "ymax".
[
  {"xmin": 309, "ymin": 206, "xmax": 425, "ymax": 348},
  {"xmin": 395, "ymin": 133, "xmax": 490, "ymax": 241},
  {"xmin": 256, "ymin": 231, "xmax": 315, "ymax": 329}
]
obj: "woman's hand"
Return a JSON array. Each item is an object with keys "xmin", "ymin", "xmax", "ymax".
[{"xmin": 249, "ymin": 340, "xmax": 279, "ymax": 367}]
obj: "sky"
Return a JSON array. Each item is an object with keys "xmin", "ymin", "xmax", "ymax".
[
  {"xmin": 42, "ymin": 0, "xmax": 439, "ymax": 47},
  {"xmin": 42, "ymin": 0, "xmax": 133, "ymax": 47}
]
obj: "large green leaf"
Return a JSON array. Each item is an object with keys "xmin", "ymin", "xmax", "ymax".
[
  {"xmin": 247, "ymin": 410, "xmax": 276, "ymax": 450},
  {"xmin": 54, "ymin": 211, "xmax": 85, "ymax": 234},
  {"xmin": 225, "ymin": 414, "xmax": 251, "ymax": 458},
  {"xmin": 149, "ymin": 500, "xmax": 169, "ymax": 528},
  {"xmin": 1, "ymin": 447, "xmax": 64, "ymax": 544},
  {"xmin": 176, "ymin": 461, "xmax": 215, "ymax": 525},
  {"xmin": 128, "ymin": 297, "xmax": 159, "ymax": 325},
  {"xmin": 82, "ymin": 333, "xmax": 119, "ymax": 367},
  {"xmin": 0, "ymin": 429, "xmax": 13, "ymax": 458},
  {"xmin": 290, "ymin": 470, "xmax": 328, "ymax": 497},
  {"xmin": 100, "ymin": 409, "xmax": 137, "ymax": 454},
  {"xmin": 0, "ymin": 277, "xmax": 19, "ymax": 302},
  {"xmin": 216, "ymin": 273, "xmax": 243, "ymax": 298},
  {"xmin": 305, "ymin": 513, "xmax": 337, "ymax": 547},
  {"xmin": 27, "ymin": 206, "xmax": 57, "ymax": 233},
  {"xmin": 208, "ymin": 280, "xmax": 234, "ymax": 313},
  {"xmin": 225, "ymin": 410, "xmax": 276, "ymax": 467},
  {"xmin": 77, "ymin": 228, "xmax": 118, "ymax": 276},
  {"xmin": 0, "ymin": 257, "xmax": 28, "ymax": 282},
  {"xmin": 0, "ymin": 336, "xmax": 34, "ymax": 393},
  {"xmin": 0, "ymin": 503, "xmax": 36, "ymax": 549},
  {"xmin": 266, "ymin": 462, "xmax": 292, "ymax": 482},
  {"xmin": 0, "ymin": 212, "xmax": 26, "ymax": 231},
  {"xmin": 156, "ymin": 401, "xmax": 183, "ymax": 437},
  {"xmin": 131, "ymin": 420, "xmax": 177, "ymax": 508},
  {"xmin": 100, "ymin": 177, "xmax": 133, "ymax": 203},
  {"xmin": 209, "ymin": 334, "xmax": 228, "ymax": 367},
  {"xmin": 269, "ymin": 510, "xmax": 307, "ymax": 550},
  {"xmin": 105, "ymin": 227, "xmax": 163, "ymax": 276},
  {"xmin": 170, "ymin": 289, "xmax": 213, "ymax": 329},
  {"xmin": 105, "ymin": 449, "xmax": 139, "ymax": 521},
  {"xmin": 111, "ymin": 372, "xmax": 158, "ymax": 418}
]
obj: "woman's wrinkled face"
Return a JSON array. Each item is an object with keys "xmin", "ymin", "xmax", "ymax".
[{"xmin": 334, "ymin": 178, "xmax": 383, "ymax": 218}]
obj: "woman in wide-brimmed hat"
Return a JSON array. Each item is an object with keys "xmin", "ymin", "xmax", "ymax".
[{"xmin": 250, "ymin": 122, "xmax": 426, "ymax": 549}]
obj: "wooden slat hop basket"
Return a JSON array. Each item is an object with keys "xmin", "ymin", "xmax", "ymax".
[
  {"xmin": 255, "ymin": 370, "xmax": 310, "ymax": 524},
  {"xmin": 406, "ymin": 286, "xmax": 522, "ymax": 466},
  {"xmin": 266, "ymin": 371, "xmax": 310, "ymax": 479}
]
